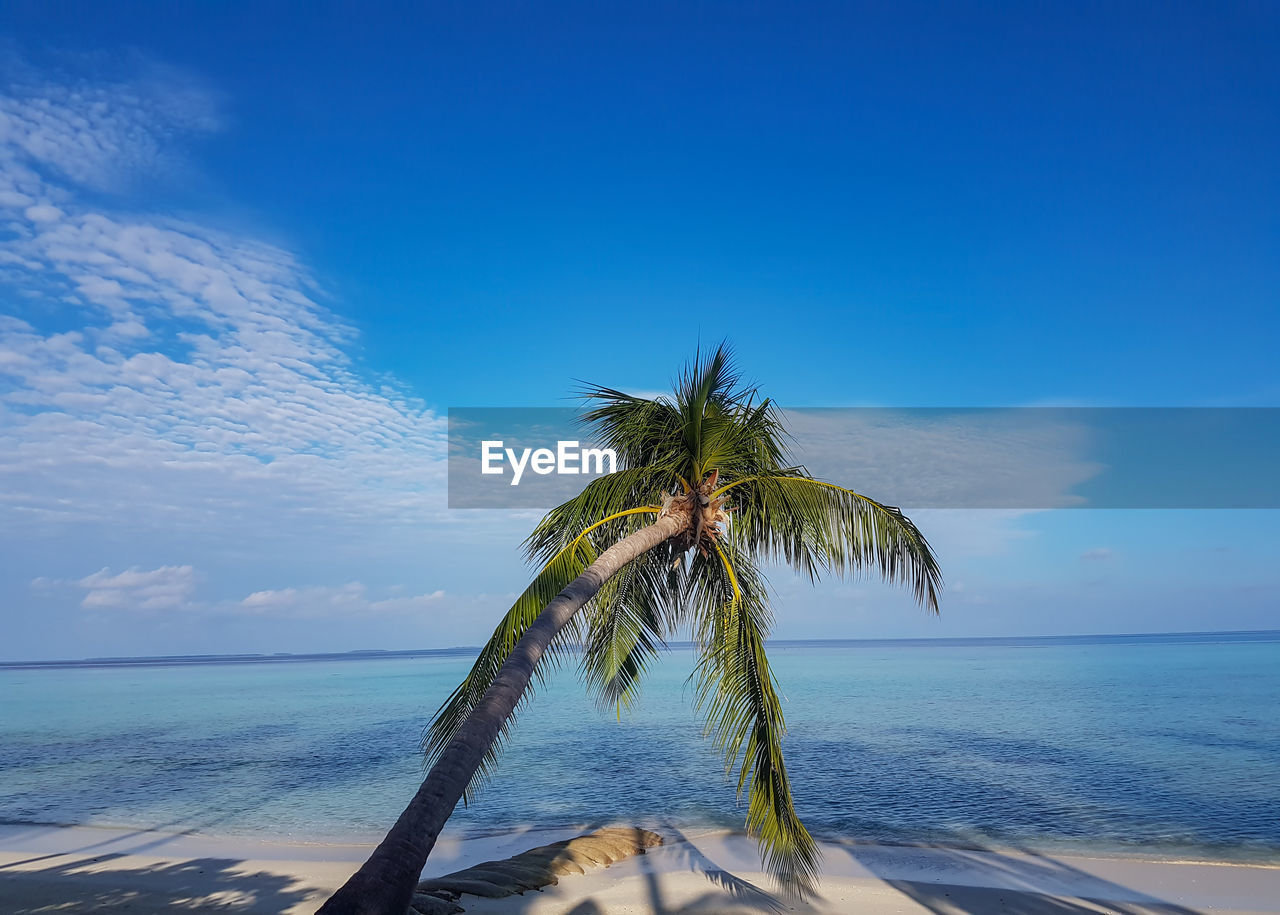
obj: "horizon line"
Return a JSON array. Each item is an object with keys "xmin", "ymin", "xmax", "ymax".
[{"xmin": 3, "ymin": 628, "xmax": 1277, "ymax": 670}]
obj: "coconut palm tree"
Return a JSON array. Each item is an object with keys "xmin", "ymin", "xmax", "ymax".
[{"xmin": 319, "ymin": 346, "xmax": 941, "ymax": 914}]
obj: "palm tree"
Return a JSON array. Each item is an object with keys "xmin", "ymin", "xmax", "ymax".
[{"xmin": 319, "ymin": 346, "xmax": 941, "ymax": 914}]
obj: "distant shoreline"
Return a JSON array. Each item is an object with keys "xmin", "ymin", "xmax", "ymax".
[
  {"xmin": 0, "ymin": 646, "xmax": 480, "ymax": 671},
  {"xmin": 4, "ymin": 628, "xmax": 1278, "ymax": 670}
]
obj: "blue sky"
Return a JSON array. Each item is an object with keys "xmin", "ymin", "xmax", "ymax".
[{"xmin": 1, "ymin": 3, "xmax": 1276, "ymax": 660}]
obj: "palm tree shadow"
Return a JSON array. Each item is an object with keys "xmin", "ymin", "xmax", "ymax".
[
  {"xmin": 834, "ymin": 840, "xmax": 1207, "ymax": 915},
  {"xmin": 880, "ymin": 881, "xmax": 1201, "ymax": 914},
  {"xmin": 0, "ymin": 853, "xmax": 321, "ymax": 913},
  {"xmin": 0, "ymin": 816, "xmax": 220, "ymax": 871},
  {"xmin": 593, "ymin": 824, "xmax": 786, "ymax": 915},
  {"xmin": 1, "ymin": 782, "xmax": 321, "ymax": 871},
  {"xmin": 644, "ymin": 826, "xmax": 785, "ymax": 914}
]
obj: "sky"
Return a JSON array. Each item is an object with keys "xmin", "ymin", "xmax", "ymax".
[{"xmin": 0, "ymin": 2, "xmax": 1276, "ymax": 661}]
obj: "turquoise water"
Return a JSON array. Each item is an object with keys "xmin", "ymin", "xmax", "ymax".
[{"xmin": 2, "ymin": 633, "xmax": 1279, "ymax": 861}]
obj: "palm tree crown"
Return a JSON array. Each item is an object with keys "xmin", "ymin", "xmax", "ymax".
[{"xmin": 423, "ymin": 344, "xmax": 941, "ymax": 892}]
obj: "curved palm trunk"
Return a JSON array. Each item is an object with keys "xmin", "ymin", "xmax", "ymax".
[{"xmin": 318, "ymin": 511, "xmax": 686, "ymax": 915}]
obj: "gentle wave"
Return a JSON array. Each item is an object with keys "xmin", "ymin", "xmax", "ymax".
[{"xmin": 2, "ymin": 634, "xmax": 1278, "ymax": 862}]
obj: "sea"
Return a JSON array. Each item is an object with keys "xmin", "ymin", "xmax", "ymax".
[{"xmin": 2, "ymin": 632, "xmax": 1278, "ymax": 863}]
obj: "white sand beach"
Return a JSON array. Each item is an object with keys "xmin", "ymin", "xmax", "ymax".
[{"xmin": 2, "ymin": 823, "xmax": 1278, "ymax": 914}]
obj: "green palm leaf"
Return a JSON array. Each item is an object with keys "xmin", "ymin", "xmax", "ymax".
[
  {"xmin": 689, "ymin": 528, "xmax": 820, "ymax": 893},
  {"xmin": 420, "ymin": 540, "xmax": 593, "ymax": 801},
  {"xmin": 579, "ymin": 552, "xmax": 676, "ymax": 716}
]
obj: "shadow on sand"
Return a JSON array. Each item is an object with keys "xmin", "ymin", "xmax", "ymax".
[
  {"xmin": 622, "ymin": 826, "xmax": 787, "ymax": 915},
  {"xmin": 449, "ymin": 829, "xmax": 1209, "ymax": 915},
  {"xmin": 834, "ymin": 840, "xmax": 1206, "ymax": 915},
  {"xmin": 0, "ymin": 798, "xmax": 332, "ymax": 914},
  {"xmin": 0, "ymin": 851, "xmax": 320, "ymax": 914}
]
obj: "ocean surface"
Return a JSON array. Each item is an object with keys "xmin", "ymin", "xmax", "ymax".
[{"xmin": 3, "ymin": 632, "xmax": 1279, "ymax": 862}]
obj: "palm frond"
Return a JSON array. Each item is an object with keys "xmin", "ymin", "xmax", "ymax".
[
  {"xmin": 688, "ymin": 529, "xmax": 819, "ymax": 894},
  {"xmin": 577, "ymin": 341, "xmax": 786, "ymax": 485},
  {"xmin": 579, "ymin": 552, "xmax": 677, "ymax": 716},
  {"xmin": 424, "ymin": 499, "xmax": 669, "ymax": 800},
  {"xmin": 725, "ymin": 473, "xmax": 942, "ymax": 611},
  {"xmin": 420, "ymin": 540, "xmax": 593, "ymax": 802},
  {"xmin": 524, "ymin": 467, "xmax": 675, "ymax": 563}
]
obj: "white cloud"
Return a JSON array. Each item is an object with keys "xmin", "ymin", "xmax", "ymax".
[
  {"xmin": 0, "ymin": 64, "xmax": 450, "ymax": 542},
  {"xmin": 0, "ymin": 59, "xmax": 220, "ymax": 192},
  {"xmin": 238, "ymin": 583, "xmax": 447, "ymax": 619},
  {"xmin": 77, "ymin": 564, "xmax": 196, "ymax": 611},
  {"xmin": 60, "ymin": 564, "xmax": 447, "ymax": 620},
  {"xmin": 24, "ymin": 203, "xmax": 62, "ymax": 223}
]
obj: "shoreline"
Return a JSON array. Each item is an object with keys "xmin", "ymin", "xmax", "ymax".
[
  {"xmin": 3, "ymin": 823, "xmax": 1278, "ymax": 914},
  {"xmin": 6, "ymin": 816, "xmax": 1279, "ymax": 870}
]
